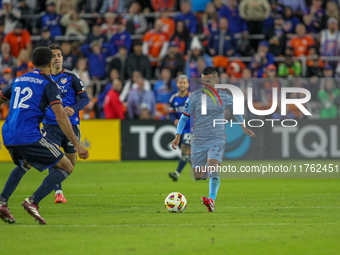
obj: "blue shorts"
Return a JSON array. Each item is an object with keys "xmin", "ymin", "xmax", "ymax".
[
  {"xmin": 6, "ymin": 137, "xmax": 64, "ymax": 172},
  {"xmin": 179, "ymin": 132, "xmax": 191, "ymax": 147},
  {"xmin": 41, "ymin": 124, "xmax": 80, "ymax": 154},
  {"xmin": 191, "ymin": 142, "xmax": 225, "ymax": 169}
]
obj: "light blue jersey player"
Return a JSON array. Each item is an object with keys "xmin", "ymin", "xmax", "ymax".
[
  {"xmin": 171, "ymin": 67, "xmax": 255, "ymax": 212},
  {"xmin": 168, "ymin": 75, "xmax": 191, "ymax": 181}
]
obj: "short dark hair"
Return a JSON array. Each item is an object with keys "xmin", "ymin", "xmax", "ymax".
[
  {"xmin": 31, "ymin": 47, "xmax": 53, "ymax": 68},
  {"xmin": 48, "ymin": 43, "xmax": 63, "ymax": 54},
  {"xmin": 202, "ymin": 67, "xmax": 218, "ymax": 77},
  {"xmin": 133, "ymin": 40, "xmax": 143, "ymax": 46},
  {"xmin": 119, "ymin": 45, "xmax": 128, "ymax": 51}
]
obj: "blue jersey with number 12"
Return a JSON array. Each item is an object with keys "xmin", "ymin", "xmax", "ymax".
[
  {"xmin": 169, "ymin": 92, "xmax": 191, "ymax": 134},
  {"xmin": 1, "ymin": 70, "xmax": 62, "ymax": 146}
]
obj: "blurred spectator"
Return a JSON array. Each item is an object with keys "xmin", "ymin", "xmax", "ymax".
[
  {"xmin": 288, "ymin": 24, "xmax": 315, "ymax": 57},
  {"xmin": 171, "ymin": 20, "xmax": 191, "ymax": 54},
  {"xmin": 318, "ymin": 78, "xmax": 340, "ymax": 119},
  {"xmin": 99, "ymin": 0, "xmax": 125, "ymax": 14},
  {"xmin": 15, "ymin": 49, "xmax": 29, "ymax": 77},
  {"xmin": 239, "ymin": 0, "xmax": 271, "ymax": 35},
  {"xmin": 175, "ymin": 0, "xmax": 197, "ymax": 36},
  {"xmin": 208, "ymin": 17, "xmax": 236, "ymax": 57},
  {"xmin": 319, "ymin": 18, "xmax": 340, "ymax": 67},
  {"xmin": 186, "ymin": 36, "xmax": 212, "ymax": 78},
  {"xmin": 265, "ymin": 14, "xmax": 287, "ymax": 56},
  {"xmin": 107, "ymin": 45, "xmax": 128, "ymax": 81},
  {"xmin": 104, "ymin": 79, "xmax": 125, "ymax": 119},
  {"xmin": 219, "ymin": 0, "xmax": 248, "ymax": 35},
  {"xmin": 0, "ymin": 76, "xmax": 9, "ymax": 119},
  {"xmin": 80, "ymin": 0, "xmax": 103, "ymax": 13},
  {"xmin": 120, "ymin": 70, "xmax": 151, "ymax": 102},
  {"xmin": 139, "ymin": 104, "xmax": 152, "ymax": 120},
  {"xmin": 151, "ymin": 0, "xmax": 176, "ymax": 12},
  {"xmin": 86, "ymin": 22, "xmax": 107, "ymax": 44},
  {"xmin": 239, "ymin": 68, "xmax": 262, "ymax": 103},
  {"xmin": 97, "ymin": 68, "xmax": 119, "ymax": 117},
  {"xmin": 263, "ymin": 0, "xmax": 282, "ymax": 35},
  {"xmin": 262, "ymin": 65, "xmax": 281, "ymax": 103},
  {"xmin": 272, "ymin": 105, "xmax": 296, "ymax": 120},
  {"xmin": 126, "ymin": 40, "xmax": 151, "ymax": 80},
  {"xmin": 4, "ymin": 22, "xmax": 32, "ymax": 58},
  {"xmin": 325, "ymin": 1, "xmax": 339, "ymax": 23},
  {"xmin": 282, "ymin": 6, "xmax": 300, "ymax": 34},
  {"xmin": 14, "ymin": 0, "xmax": 36, "ymax": 15},
  {"xmin": 0, "ymin": 42, "xmax": 16, "ymax": 74},
  {"xmin": 153, "ymin": 68, "xmax": 177, "ymax": 103},
  {"xmin": 306, "ymin": 53, "xmax": 324, "ymax": 78},
  {"xmin": 161, "ymin": 41, "xmax": 185, "ymax": 78},
  {"xmin": 127, "ymin": 73, "xmax": 155, "ymax": 119},
  {"xmin": 202, "ymin": 2, "xmax": 218, "ymax": 36},
  {"xmin": 303, "ymin": 0, "xmax": 326, "ymax": 33},
  {"xmin": 57, "ymin": 0, "xmax": 78, "ymax": 15},
  {"xmin": 322, "ymin": 65, "xmax": 333, "ymax": 78},
  {"xmin": 60, "ymin": 9, "xmax": 90, "ymax": 36},
  {"xmin": 142, "ymin": 19, "xmax": 170, "ymax": 70},
  {"xmin": 61, "ymin": 41, "xmax": 78, "ymax": 70},
  {"xmin": 159, "ymin": 8, "xmax": 175, "ymax": 38},
  {"xmin": 101, "ymin": 12, "xmax": 118, "ymax": 38},
  {"xmin": 278, "ymin": 54, "xmax": 302, "ymax": 78},
  {"xmin": 2, "ymin": 67, "xmax": 13, "ymax": 83},
  {"xmin": 110, "ymin": 19, "xmax": 131, "ymax": 55},
  {"xmin": 212, "ymin": 0, "xmax": 224, "ymax": 12},
  {"xmin": 0, "ymin": 0, "xmax": 21, "ymax": 34},
  {"xmin": 250, "ymin": 40, "xmax": 274, "ymax": 77},
  {"xmin": 38, "ymin": 26, "xmax": 55, "ymax": 47},
  {"xmin": 73, "ymin": 57, "xmax": 91, "ymax": 88},
  {"xmin": 279, "ymin": 0, "xmax": 305, "ymax": 15},
  {"xmin": 124, "ymin": 2, "xmax": 147, "ymax": 35},
  {"xmin": 38, "ymin": 1, "xmax": 62, "ymax": 36},
  {"xmin": 80, "ymin": 40, "xmax": 111, "ymax": 79}
]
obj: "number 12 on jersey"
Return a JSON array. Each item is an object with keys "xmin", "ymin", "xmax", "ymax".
[{"xmin": 13, "ymin": 87, "xmax": 33, "ymax": 109}]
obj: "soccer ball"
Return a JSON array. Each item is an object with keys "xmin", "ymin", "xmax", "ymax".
[{"xmin": 164, "ymin": 192, "xmax": 187, "ymax": 213}]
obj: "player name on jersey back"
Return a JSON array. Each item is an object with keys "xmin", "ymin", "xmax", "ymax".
[{"xmin": 15, "ymin": 76, "xmax": 44, "ymax": 84}]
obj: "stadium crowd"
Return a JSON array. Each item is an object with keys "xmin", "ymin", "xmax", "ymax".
[{"xmin": 1, "ymin": 0, "xmax": 340, "ymax": 120}]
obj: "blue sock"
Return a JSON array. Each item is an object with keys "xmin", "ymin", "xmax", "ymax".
[
  {"xmin": 208, "ymin": 172, "xmax": 220, "ymax": 201},
  {"xmin": 31, "ymin": 168, "xmax": 69, "ymax": 204},
  {"xmin": 0, "ymin": 166, "xmax": 28, "ymax": 204},
  {"xmin": 49, "ymin": 168, "xmax": 62, "ymax": 193},
  {"xmin": 175, "ymin": 155, "xmax": 189, "ymax": 175}
]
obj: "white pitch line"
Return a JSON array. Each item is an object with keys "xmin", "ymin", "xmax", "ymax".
[{"xmin": 0, "ymin": 222, "xmax": 338, "ymax": 228}]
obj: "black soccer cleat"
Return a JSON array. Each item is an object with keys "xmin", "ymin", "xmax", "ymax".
[{"xmin": 168, "ymin": 172, "xmax": 179, "ymax": 181}]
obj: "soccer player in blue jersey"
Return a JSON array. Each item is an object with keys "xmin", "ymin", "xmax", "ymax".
[
  {"xmin": 168, "ymin": 75, "xmax": 191, "ymax": 181},
  {"xmin": 171, "ymin": 67, "xmax": 255, "ymax": 212},
  {"xmin": 41, "ymin": 44, "xmax": 89, "ymax": 204},
  {"xmin": 0, "ymin": 47, "xmax": 89, "ymax": 224}
]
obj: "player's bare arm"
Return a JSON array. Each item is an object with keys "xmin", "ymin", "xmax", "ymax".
[
  {"xmin": 51, "ymin": 104, "xmax": 89, "ymax": 159},
  {"xmin": 64, "ymin": 106, "xmax": 75, "ymax": 116},
  {"xmin": 241, "ymin": 124, "xmax": 255, "ymax": 138}
]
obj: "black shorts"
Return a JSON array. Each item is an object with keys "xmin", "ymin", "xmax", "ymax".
[
  {"xmin": 6, "ymin": 137, "xmax": 64, "ymax": 172},
  {"xmin": 179, "ymin": 133, "xmax": 191, "ymax": 147},
  {"xmin": 41, "ymin": 124, "xmax": 80, "ymax": 154}
]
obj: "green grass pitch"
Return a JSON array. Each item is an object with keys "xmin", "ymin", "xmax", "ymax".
[{"xmin": 0, "ymin": 160, "xmax": 339, "ymax": 255}]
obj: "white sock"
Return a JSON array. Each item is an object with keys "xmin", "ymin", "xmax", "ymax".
[{"xmin": 55, "ymin": 190, "xmax": 63, "ymax": 195}]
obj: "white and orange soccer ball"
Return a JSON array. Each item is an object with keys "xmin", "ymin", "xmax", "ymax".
[{"xmin": 164, "ymin": 192, "xmax": 187, "ymax": 213}]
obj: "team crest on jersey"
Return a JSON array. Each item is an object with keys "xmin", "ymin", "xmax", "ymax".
[{"xmin": 61, "ymin": 78, "xmax": 67, "ymax": 84}]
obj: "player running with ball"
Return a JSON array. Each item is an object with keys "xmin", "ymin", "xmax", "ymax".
[
  {"xmin": 41, "ymin": 44, "xmax": 89, "ymax": 203},
  {"xmin": 171, "ymin": 67, "xmax": 255, "ymax": 212}
]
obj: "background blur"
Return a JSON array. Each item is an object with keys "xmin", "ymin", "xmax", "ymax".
[{"xmin": 1, "ymin": 0, "xmax": 340, "ymax": 161}]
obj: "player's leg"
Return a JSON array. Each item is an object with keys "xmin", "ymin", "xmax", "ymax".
[
  {"xmin": 191, "ymin": 146, "xmax": 208, "ymax": 180},
  {"xmin": 0, "ymin": 149, "xmax": 30, "ymax": 223},
  {"xmin": 41, "ymin": 124, "xmax": 65, "ymax": 201},
  {"xmin": 21, "ymin": 137, "xmax": 73, "ymax": 224},
  {"xmin": 169, "ymin": 144, "xmax": 190, "ymax": 181},
  {"xmin": 201, "ymin": 143, "xmax": 224, "ymax": 212}
]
